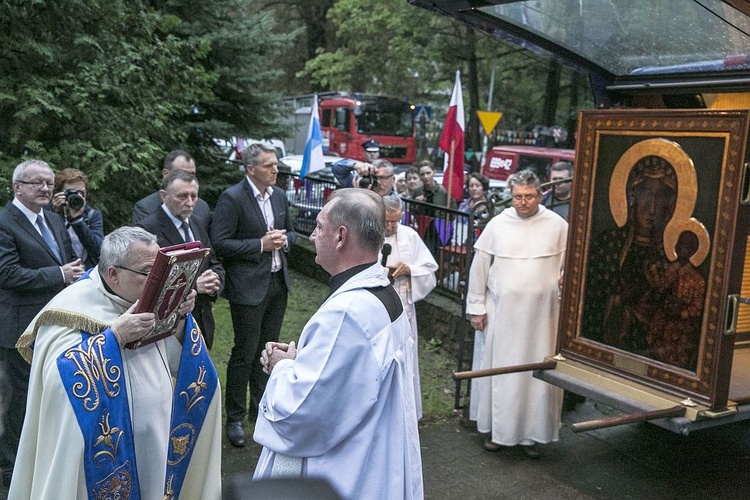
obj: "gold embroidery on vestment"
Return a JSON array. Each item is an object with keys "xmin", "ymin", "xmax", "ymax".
[
  {"xmin": 180, "ymin": 365, "xmax": 207, "ymax": 413},
  {"xmin": 167, "ymin": 423, "xmax": 197, "ymax": 466},
  {"xmin": 93, "ymin": 461, "xmax": 133, "ymax": 500},
  {"xmin": 93, "ymin": 412, "xmax": 123, "ymax": 463},
  {"xmin": 64, "ymin": 333, "xmax": 122, "ymax": 411}
]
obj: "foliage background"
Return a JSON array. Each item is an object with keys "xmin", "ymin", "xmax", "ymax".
[{"xmin": 0, "ymin": 0, "xmax": 591, "ymax": 229}]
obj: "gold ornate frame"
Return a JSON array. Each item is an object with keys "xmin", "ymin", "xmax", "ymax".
[{"xmin": 559, "ymin": 109, "xmax": 750, "ymax": 409}]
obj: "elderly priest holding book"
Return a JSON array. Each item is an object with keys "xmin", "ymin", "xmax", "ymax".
[{"xmin": 9, "ymin": 226, "xmax": 221, "ymax": 500}]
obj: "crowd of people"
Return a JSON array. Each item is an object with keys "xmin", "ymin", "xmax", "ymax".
[{"xmin": 0, "ymin": 138, "xmax": 574, "ymax": 498}]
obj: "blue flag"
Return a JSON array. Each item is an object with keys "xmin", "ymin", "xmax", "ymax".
[{"xmin": 300, "ymin": 94, "xmax": 325, "ymax": 179}]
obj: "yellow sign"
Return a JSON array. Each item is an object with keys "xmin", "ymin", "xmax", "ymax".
[{"xmin": 477, "ymin": 111, "xmax": 503, "ymax": 136}]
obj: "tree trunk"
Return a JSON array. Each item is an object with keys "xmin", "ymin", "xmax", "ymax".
[
  {"xmin": 542, "ymin": 60, "xmax": 561, "ymax": 126},
  {"xmin": 466, "ymin": 28, "xmax": 481, "ymax": 152}
]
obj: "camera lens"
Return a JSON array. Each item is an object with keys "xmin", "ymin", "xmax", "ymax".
[
  {"xmin": 357, "ymin": 174, "xmax": 379, "ymax": 190},
  {"xmin": 65, "ymin": 189, "xmax": 85, "ymax": 211}
]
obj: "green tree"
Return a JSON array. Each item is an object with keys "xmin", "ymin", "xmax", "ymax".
[
  {"xmin": 298, "ymin": 0, "xmax": 588, "ymax": 156},
  {"xmin": 146, "ymin": 0, "xmax": 295, "ymax": 208},
  {"xmin": 0, "ymin": 0, "xmax": 291, "ymax": 228},
  {"xmin": 0, "ymin": 0, "xmax": 216, "ymax": 227}
]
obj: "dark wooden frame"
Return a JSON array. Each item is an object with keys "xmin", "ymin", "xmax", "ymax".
[{"xmin": 559, "ymin": 109, "xmax": 750, "ymax": 410}]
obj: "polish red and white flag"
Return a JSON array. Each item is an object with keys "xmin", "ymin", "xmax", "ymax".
[{"xmin": 440, "ymin": 70, "xmax": 465, "ymax": 203}]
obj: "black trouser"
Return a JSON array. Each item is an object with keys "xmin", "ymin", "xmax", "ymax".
[
  {"xmin": 0, "ymin": 347, "xmax": 30, "ymax": 478},
  {"xmin": 225, "ymin": 272, "xmax": 288, "ymax": 423}
]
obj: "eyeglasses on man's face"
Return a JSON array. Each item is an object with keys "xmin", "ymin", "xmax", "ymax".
[
  {"xmin": 114, "ymin": 265, "xmax": 150, "ymax": 277},
  {"xmin": 17, "ymin": 180, "xmax": 54, "ymax": 189},
  {"xmin": 512, "ymin": 194, "xmax": 539, "ymax": 202}
]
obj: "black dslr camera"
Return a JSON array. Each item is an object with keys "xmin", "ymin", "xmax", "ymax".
[
  {"xmin": 64, "ymin": 189, "xmax": 85, "ymax": 211},
  {"xmin": 358, "ymin": 173, "xmax": 379, "ymax": 190}
]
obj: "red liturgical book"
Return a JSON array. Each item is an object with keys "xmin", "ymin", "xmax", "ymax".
[{"xmin": 124, "ymin": 241, "xmax": 209, "ymax": 349}]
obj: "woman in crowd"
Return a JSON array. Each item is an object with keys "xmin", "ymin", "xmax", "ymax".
[
  {"xmin": 51, "ymin": 168, "xmax": 104, "ymax": 269},
  {"xmin": 458, "ymin": 172, "xmax": 490, "ymax": 214},
  {"xmin": 402, "ymin": 166, "xmax": 422, "ymax": 199}
]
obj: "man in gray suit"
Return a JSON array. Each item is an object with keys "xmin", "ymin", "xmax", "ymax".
[
  {"xmin": 132, "ymin": 149, "xmax": 211, "ymax": 225},
  {"xmin": 0, "ymin": 159, "xmax": 84, "ymax": 487},
  {"xmin": 210, "ymin": 142, "xmax": 297, "ymax": 447}
]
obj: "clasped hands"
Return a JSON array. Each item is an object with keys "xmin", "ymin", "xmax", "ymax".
[
  {"xmin": 262, "ymin": 228, "xmax": 287, "ymax": 252},
  {"xmin": 387, "ymin": 261, "xmax": 411, "ymax": 280},
  {"xmin": 196, "ymin": 269, "xmax": 221, "ymax": 295},
  {"xmin": 62, "ymin": 259, "xmax": 85, "ymax": 284},
  {"xmin": 261, "ymin": 341, "xmax": 297, "ymax": 375},
  {"xmin": 111, "ymin": 289, "xmax": 197, "ymax": 347}
]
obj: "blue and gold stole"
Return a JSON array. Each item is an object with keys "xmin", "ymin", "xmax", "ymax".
[{"xmin": 57, "ymin": 314, "xmax": 217, "ymax": 500}]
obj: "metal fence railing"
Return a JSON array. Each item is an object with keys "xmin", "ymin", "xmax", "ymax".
[{"xmin": 278, "ymin": 170, "xmax": 571, "ymax": 304}]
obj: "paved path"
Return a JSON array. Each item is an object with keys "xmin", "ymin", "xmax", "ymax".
[
  {"xmin": 220, "ymin": 400, "xmax": 750, "ymax": 499},
  {"xmin": 4, "ymin": 400, "xmax": 748, "ymax": 499}
]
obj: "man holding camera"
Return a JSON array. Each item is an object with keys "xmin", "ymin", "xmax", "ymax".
[
  {"xmin": 331, "ymin": 139, "xmax": 399, "ymax": 197},
  {"xmin": 332, "ymin": 157, "xmax": 398, "ymax": 198},
  {"xmin": 51, "ymin": 168, "xmax": 104, "ymax": 269}
]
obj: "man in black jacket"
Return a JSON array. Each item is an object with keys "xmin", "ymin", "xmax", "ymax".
[
  {"xmin": 136, "ymin": 169, "xmax": 224, "ymax": 349},
  {"xmin": 210, "ymin": 142, "xmax": 297, "ymax": 447},
  {"xmin": 132, "ymin": 149, "xmax": 211, "ymax": 225},
  {"xmin": 0, "ymin": 159, "xmax": 84, "ymax": 487}
]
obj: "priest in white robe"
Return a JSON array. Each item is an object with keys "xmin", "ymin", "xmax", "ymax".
[
  {"xmin": 382, "ymin": 195, "xmax": 438, "ymax": 420},
  {"xmin": 9, "ymin": 227, "xmax": 222, "ymax": 499},
  {"xmin": 253, "ymin": 189, "xmax": 423, "ymax": 500},
  {"xmin": 466, "ymin": 170, "xmax": 567, "ymax": 458}
]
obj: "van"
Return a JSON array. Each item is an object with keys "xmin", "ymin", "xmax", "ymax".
[{"xmin": 481, "ymin": 145, "xmax": 575, "ymax": 189}]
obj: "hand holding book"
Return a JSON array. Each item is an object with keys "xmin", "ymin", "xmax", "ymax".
[
  {"xmin": 124, "ymin": 242, "xmax": 209, "ymax": 349},
  {"xmin": 112, "ymin": 301, "xmax": 155, "ymax": 347}
]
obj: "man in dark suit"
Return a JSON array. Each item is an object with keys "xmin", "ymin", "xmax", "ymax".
[
  {"xmin": 210, "ymin": 142, "xmax": 297, "ymax": 448},
  {"xmin": 132, "ymin": 149, "xmax": 211, "ymax": 225},
  {"xmin": 136, "ymin": 169, "xmax": 225, "ymax": 349},
  {"xmin": 0, "ymin": 159, "xmax": 84, "ymax": 487}
]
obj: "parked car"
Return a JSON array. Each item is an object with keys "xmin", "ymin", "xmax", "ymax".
[{"xmin": 278, "ymin": 154, "xmax": 342, "ymax": 234}]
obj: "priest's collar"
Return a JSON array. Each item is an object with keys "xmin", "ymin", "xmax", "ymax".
[{"xmin": 329, "ymin": 262, "xmax": 376, "ymax": 294}]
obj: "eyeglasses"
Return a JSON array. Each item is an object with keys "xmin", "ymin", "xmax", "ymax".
[
  {"xmin": 114, "ymin": 265, "xmax": 150, "ymax": 277},
  {"xmin": 512, "ymin": 194, "xmax": 539, "ymax": 202},
  {"xmin": 17, "ymin": 180, "xmax": 54, "ymax": 189}
]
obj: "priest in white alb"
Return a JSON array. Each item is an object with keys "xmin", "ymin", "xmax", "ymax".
[
  {"xmin": 382, "ymin": 195, "xmax": 438, "ymax": 419},
  {"xmin": 466, "ymin": 170, "xmax": 567, "ymax": 459},
  {"xmin": 253, "ymin": 189, "xmax": 423, "ymax": 499},
  {"xmin": 9, "ymin": 227, "xmax": 222, "ymax": 499}
]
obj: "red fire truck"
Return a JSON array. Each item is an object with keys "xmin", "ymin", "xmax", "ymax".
[{"xmin": 286, "ymin": 93, "xmax": 417, "ymax": 165}]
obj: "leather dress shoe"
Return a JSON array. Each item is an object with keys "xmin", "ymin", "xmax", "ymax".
[
  {"xmin": 521, "ymin": 443, "xmax": 541, "ymax": 459},
  {"xmin": 226, "ymin": 421, "xmax": 246, "ymax": 448},
  {"xmin": 483, "ymin": 439, "xmax": 505, "ymax": 452}
]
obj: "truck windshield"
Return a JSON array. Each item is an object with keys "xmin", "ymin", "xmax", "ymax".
[{"xmin": 355, "ymin": 100, "xmax": 414, "ymax": 137}]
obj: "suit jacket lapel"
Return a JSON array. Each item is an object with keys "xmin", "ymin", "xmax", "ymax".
[
  {"xmin": 269, "ymin": 189, "xmax": 287, "ymax": 230},
  {"xmin": 242, "ymin": 180, "xmax": 268, "ymax": 232},
  {"xmin": 8, "ymin": 204, "xmax": 62, "ymax": 263},
  {"xmin": 155, "ymin": 209, "xmax": 185, "ymax": 245}
]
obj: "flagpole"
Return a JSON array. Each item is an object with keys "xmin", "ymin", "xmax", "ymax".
[{"xmin": 447, "ymin": 138, "xmax": 455, "ymax": 209}]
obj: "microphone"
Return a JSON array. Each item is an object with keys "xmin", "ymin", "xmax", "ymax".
[{"xmin": 380, "ymin": 243, "xmax": 392, "ymax": 267}]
